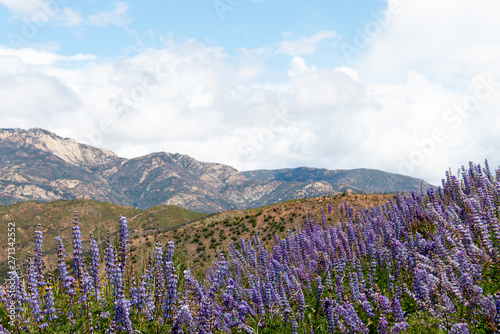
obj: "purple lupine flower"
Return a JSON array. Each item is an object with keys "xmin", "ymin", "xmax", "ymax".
[
  {"xmin": 184, "ymin": 269, "xmax": 204, "ymax": 303},
  {"xmin": 33, "ymin": 224, "xmax": 44, "ymax": 286},
  {"xmin": 128, "ymin": 275, "xmax": 138, "ymax": 313},
  {"xmin": 448, "ymin": 323, "xmax": 470, "ymax": 334},
  {"xmin": 378, "ymin": 294, "xmax": 392, "ymax": 314},
  {"xmin": 440, "ymin": 293, "xmax": 456, "ymax": 313},
  {"xmin": 111, "ymin": 261, "xmax": 124, "ymax": 299},
  {"xmin": 412, "ymin": 267, "xmax": 427, "ymax": 301},
  {"xmin": 291, "ymin": 315, "xmax": 298, "ymax": 334},
  {"xmin": 359, "ymin": 293, "xmax": 375, "ymax": 317},
  {"xmin": 104, "ymin": 231, "xmax": 116, "ymax": 281},
  {"xmin": 264, "ymin": 281, "xmax": 275, "ymax": 310},
  {"xmin": 110, "ymin": 246, "xmax": 132, "ymax": 333},
  {"xmin": 466, "ymin": 198, "xmax": 494, "ymax": 256},
  {"xmin": 171, "ymin": 304, "xmax": 195, "ymax": 333},
  {"xmin": 315, "ymin": 276, "xmax": 324, "ymax": 303},
  {"xmin": 210, "ymin": 252, "xmax": 228, "ymax": 295},
  {"xmin": 107, "ymin": 320, "xmax": 116, "ymax": 334},
  {"xmin": 494, "ymin": 292, "xmax": 500, "ymax": 330},
  {"xmin": 272, "ymin": 260, "xmax": 281, "ymax": 284},
  {"xmin": 327, "ymin": 299, "xmax": 337, "ymax": 333},
  {"xmin": 336, "ymin": 302, "xmax": 368, "ymax": 333},
  {"xmin": 131, "ymin": 274, "xmax": 155, "ymax": 321},
  {"xmin": 55, "ymin": 236, "xmax": 75, "ymax": 296},
  {"xmin": 258, "ymin": 247, "xmax": 268, "ymax": 275},
  {"xmin": 252, "ymin": 281, "xmax": 264, "ymax": 315},
  {"xmin": 197, "ymin": 297, "xmax": 212, "ymax": 334},
  {"xmin": 297, "ymin": 287, "xmax": 305, "ymax": 320},
  {"xmin": 26, "ymin": 254, "xmax": 44, "ymax": 326},
  {"xmin": 0, "ymin": 324, "xmax": 11, "ymax": 334},
  {"xmin": 79, "ymin": 266, "xmax": 95, "ymax": 306},
  {"xmin": 349, "ymin": 272, "xmax": 360, "ymax": 302},
  {"xmin": 163, "ymin": 260, "xmax": 178, "ymax": 319},
  {"xmin": 335, "ymin": 275, "xmax": 344, "ymax": 302},
  {"xmin": 118, "ymin": 216, "xmax": 130, "ymax": 267},
  {"xmin": 113, "ymin": 296, "xmax": 133, "ymax": 333},
  {"xmin": 321, "ymin": 208, "xmax": 327, "ymax": 230},
  {"xmin": 378, "ymin": 316, "xmax": 388, "ymax": 334},
  {"xmin": 479, "ymin": 295, "xmax": 496, "ymax": 321},
  {"xmin": 165, "ymin": 240, "xmax": 175, "ymax": 262},
  {"xmin": 43, "ymin": 284, "xmax": 57, "ymax": 321},
  {"xmin": 241, "ymin": 300, "xmax": 256, "ymax": 318},
  {"xmin": 391, "ymin": 296, "xmax": 405, "ymax": 322},
  {"xmin": 153, "ymin": 242, "xmax": 165, "ymax": 301},
  {"xmin": 325, "ymin": 266, "xmax": 333, "ymax": 291},
  {"xmin": 222, "ymin": 284, "xmax": 238, "ymax": 312},
  {"xmin": 89, "ymin": 232, "xmax": 102, "ymax": 299},
  {"xmin": 72, "ymin": 213, "xmax": 83, "ymax": 280},
  {"xmin": 389, "ymin": 322, "xmax": 409, "ymax": 334}
]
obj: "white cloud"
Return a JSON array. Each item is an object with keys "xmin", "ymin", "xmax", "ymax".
[
  {"xmin": 0, "ymin": 0, "xmax": 46, "ymax": 17},
  {"xmin": 0, "ymin": 44, "xmax": 373, "ymax": 181},
  {"xmin": 276, "ymin": 30, "xmax": 336, "ymax": 56},
  {"xmin": 0, "ymin": 0, "xmax": 83, "ymax": 26},
  {"xmin": 2, "ymin": 0, "xmax": 500, "ymax": 186},
  {"xmin": 61, "ymin": 7, "xmax": 84, "ymax": 26},
  {"xmin": 287, "ymin": 56, "xmax": 310, "ymax": 77},
  {"xmin": 2, "ymin": 41, "xmax": 499, "ymax": 186},
  {"xmin": 0, "ymin": 47, "xmax": 95, "ymax": 65},
  {"xmin": 357, "ymin": 0, "xmax": 500, "ymax": 84},
  {"xmin": 350, "ymin": 0, "xmax": 500, "ymax": 181},
  {"xmin": 88, "ymin": 2, "xmax": 131, "ymax": 27},
  {"xmin": 241, "ymin": 30, "xmax": 337, "ymax": 59}
]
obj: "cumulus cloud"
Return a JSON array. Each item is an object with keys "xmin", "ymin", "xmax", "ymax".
[
  {"xmin": 0, "ymin": 43, "xmax": 374, "ymax": 179},
  {"xmin": 1, "ymin": 0, "xmax": 500, "ymax": 186},
  {"xmin": 348, "ymin": 0, "xmax": 500, "ymax": 181},
  {"xmin": 357, "ymin": 0, "xmax": 500, "ymax": 83}
]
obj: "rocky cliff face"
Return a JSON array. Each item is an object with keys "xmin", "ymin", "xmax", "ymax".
[
  {"xmin": 0, "ymin": 128, "xmax": 124, "ymax": 205},
  {"xmin": 0, "ymin": 128, "xmax": 432, "ymax": 212}
]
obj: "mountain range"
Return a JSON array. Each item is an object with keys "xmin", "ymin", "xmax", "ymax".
[{"xmin": 0, "ymin": 128, "xmax": 432, "ymax": 213}]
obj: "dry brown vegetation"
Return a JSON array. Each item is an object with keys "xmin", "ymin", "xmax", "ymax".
[{"xmin": 128, "ymin": 193, "xmax": 394, "ymax": 275}]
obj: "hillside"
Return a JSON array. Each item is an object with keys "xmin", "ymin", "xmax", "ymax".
[
  {"xmin": 0, "ymin": 199, "xmax": 206, "ymax": 279},
  {"xmin": 0, "ymin": 128, "xmax": 432, "ymax": 213},
  {"xmin": 0, "ymin": 194, "xmax": 390, "ymax": 280},
  {"xmin": 127, "ymin": 193, "xmax": 394, "ymax": 274}
]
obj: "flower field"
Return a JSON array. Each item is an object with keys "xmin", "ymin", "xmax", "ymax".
[{"xmin": 1, "ymin": 161, "xmax": 500, "ymax": 333}]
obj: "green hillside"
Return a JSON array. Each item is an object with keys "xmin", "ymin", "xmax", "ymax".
[{"xmin": 0, "ymin": 199, "xmax": 206, "ymax": 279}]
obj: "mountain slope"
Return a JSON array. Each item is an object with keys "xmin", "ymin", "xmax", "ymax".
[
  {"xmin": 0, "ymin": 128, "xmax": 433, "ymax": 212},
  {"xmin": 242, "ymin": 167, "xmax": 427, "ymax": 194},
  {"xmin": 0, "ymin": 128, "xmax": 125, "ymax": 205}
]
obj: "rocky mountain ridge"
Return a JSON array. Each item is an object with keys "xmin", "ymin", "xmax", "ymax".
[{"xmin": 0, "ymin": 128, "xmax": 432, "ymax": 213}]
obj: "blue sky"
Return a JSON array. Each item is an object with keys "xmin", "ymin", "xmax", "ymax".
[
  {"xmin": 0, "ymin": 1, "xmax": 386, "ymax": 68},
  {"xmin": 0, "ymin": 0, "xmax": 499, "ymax": 185},
  {"xmin": 0, "ymin": 2, "xmax": 377, "ymax": 48}
]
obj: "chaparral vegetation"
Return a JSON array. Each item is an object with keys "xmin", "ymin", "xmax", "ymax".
[{"xmin": 1, "ymin": 161, "xmax": 500, "ymax": 333}]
